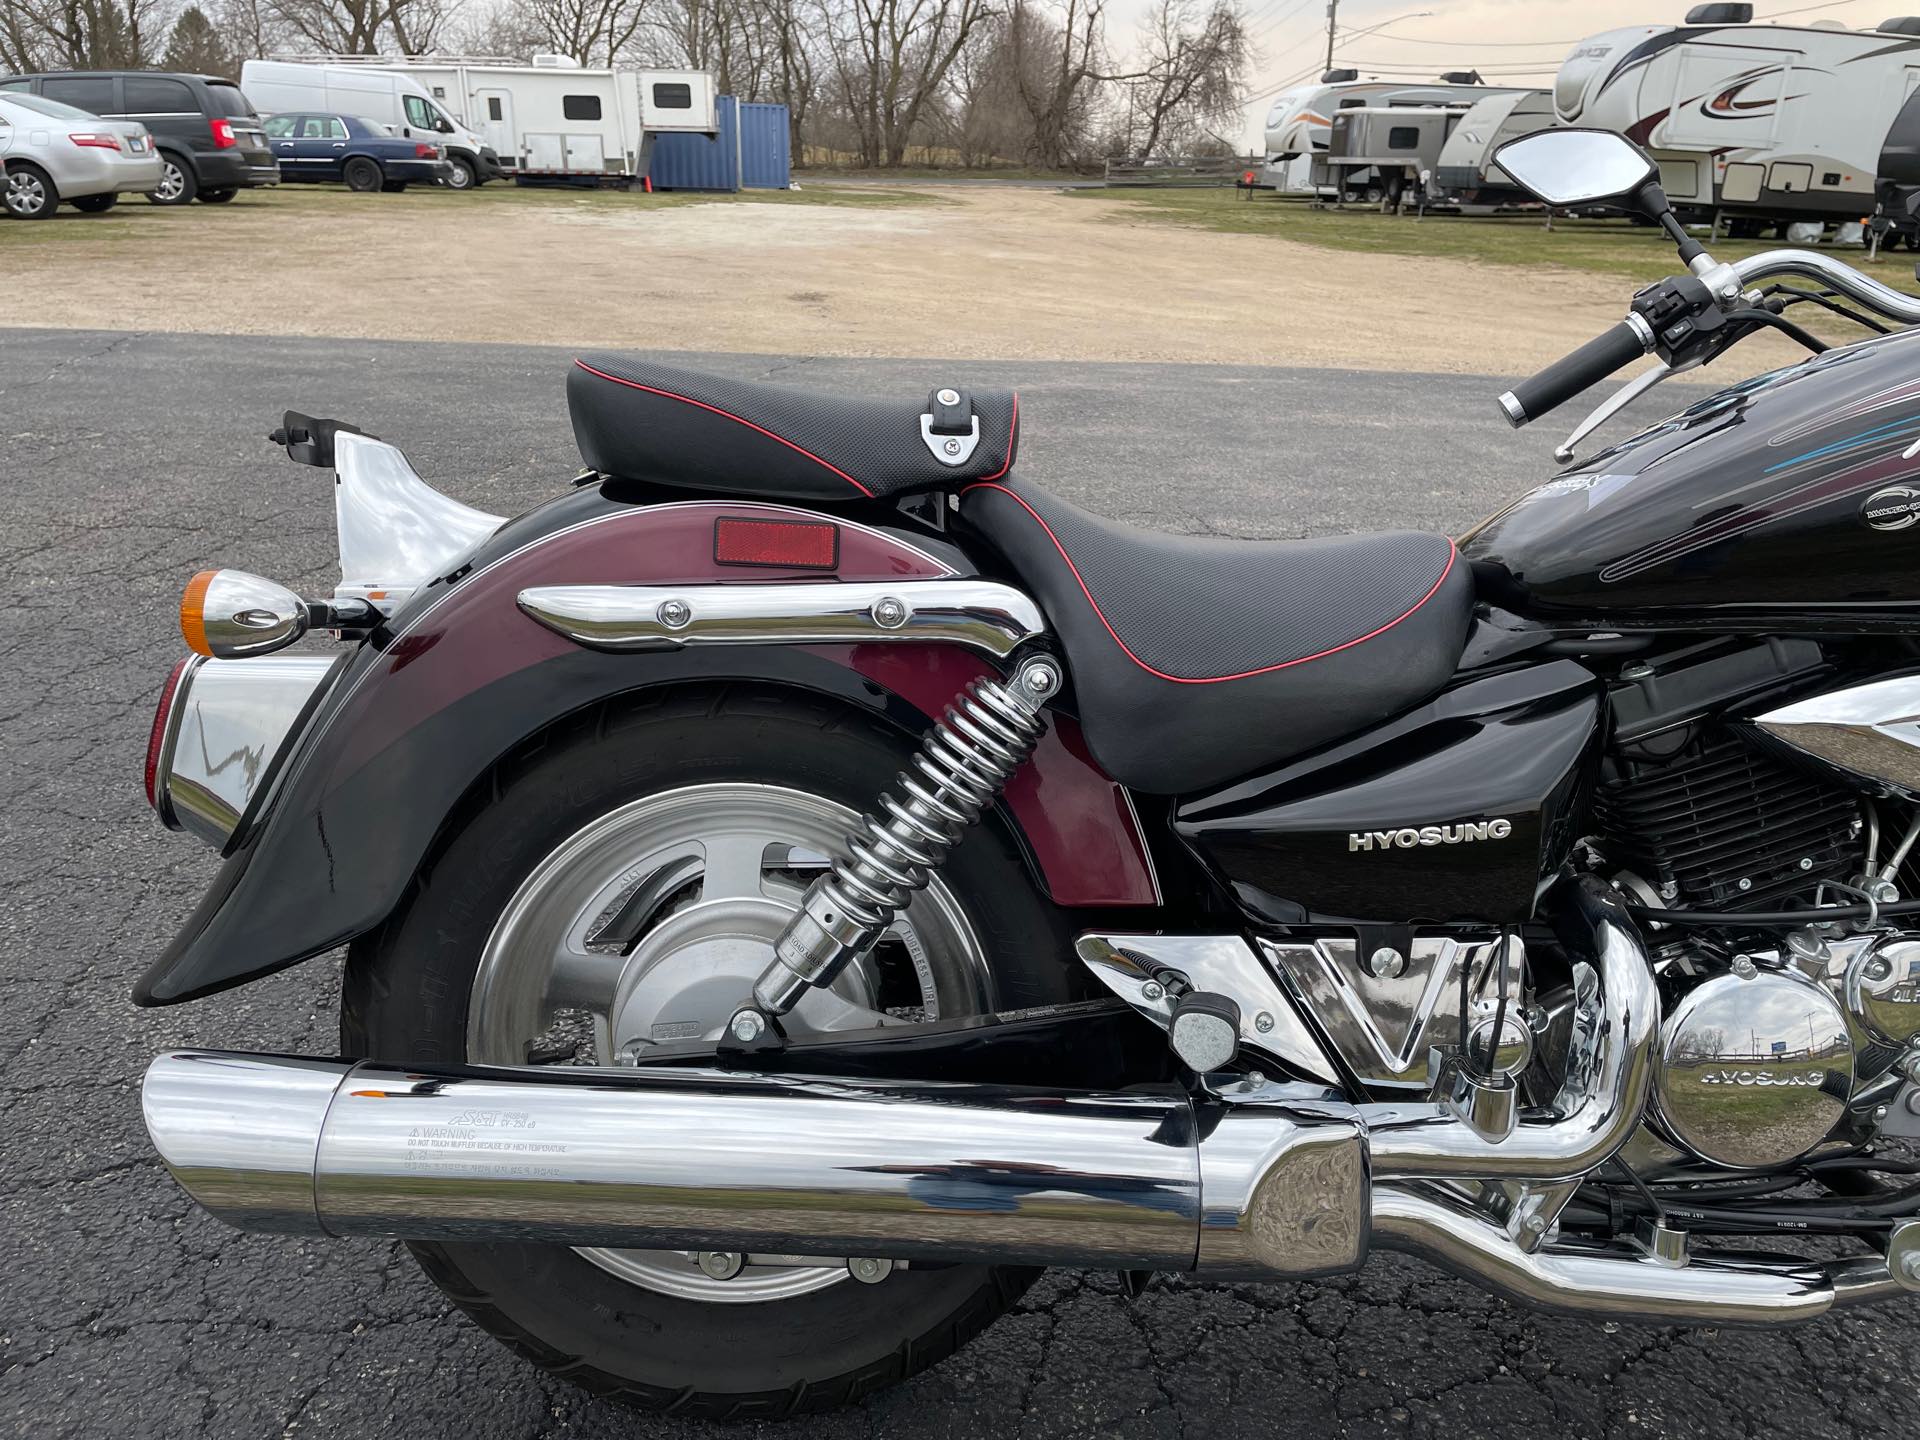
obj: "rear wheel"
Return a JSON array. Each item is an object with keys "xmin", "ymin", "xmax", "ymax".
[
  {"xmin": 4, "ymin": 163, "xmax": 57, "ymax": 219},
  {"xmin": 70, "ymin": 192, "xmax": 118, "ymax": 213},
  {"xmin": 146, "ymin": 155, "xmax": 196, "ymax": 205},
  {"xmin": 344, "ymin": 157, "xmax": 383, "ymax": 193},
  {"xmin": 341, "ymin": 688, "xmax": 1076, "ymax": 1417},
  {"xmin": 196, "ymin": 187, "xmax": 237, "ymax": 204}
]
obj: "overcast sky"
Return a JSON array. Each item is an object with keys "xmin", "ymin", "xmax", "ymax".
[{"xmin": 1151, "ymin": 0, "xmax": 1902, "ymax": 148}]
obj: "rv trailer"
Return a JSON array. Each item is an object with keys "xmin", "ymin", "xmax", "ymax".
[
  {"xmin": 1556, "ymin": 4, "xmax": 1920, "ymax": 225},
  {"xmin": 1258, "ymin": 70, "xmax": 1524, "ymax": 190},
  {"xmin": 312, "ymin": 55, "xmax": 717, "ymax": 182},
  {"xmin": 1432, "ymin": 90, "xmax": 1556, "ymax": 207},
  {"xmin": 1317, "ymin": 105, "xmax": 1468, "ymax": 205},
  {"xmin": 1870, "ymin": 83, "xmax": 1920, "ymax": 248}
]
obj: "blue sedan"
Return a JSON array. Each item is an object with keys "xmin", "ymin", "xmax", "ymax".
[{"xmin": 261, "ymin": 112, "xmax": 453, "ymax": 192}]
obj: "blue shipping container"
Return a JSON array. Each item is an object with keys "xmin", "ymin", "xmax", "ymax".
[{"xmin": 650, "ymin": 96, "xmax": 792, "ymax": 192}]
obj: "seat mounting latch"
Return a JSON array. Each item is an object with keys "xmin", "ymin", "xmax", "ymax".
[{"xmin": 921, "ymin": 385, "xmax": 981, "ymax": 467}]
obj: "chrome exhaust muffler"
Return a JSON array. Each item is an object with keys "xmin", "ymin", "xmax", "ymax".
[
  {"xmin": 143, "ymin": 1047, "xmax": 1920, "ymax": 1325},
  {"xmin": 141, "ymin": 1050, "xmax": 1368, "ymax": 1278}
]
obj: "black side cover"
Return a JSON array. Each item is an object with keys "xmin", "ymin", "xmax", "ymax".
[
  {"xmin": 568, "ymin": 356, "xmax": 1018, "ymax": 501},
  {"xmin": 964, "ymin": 481, "xmax": 1474, "ymax": 795}
]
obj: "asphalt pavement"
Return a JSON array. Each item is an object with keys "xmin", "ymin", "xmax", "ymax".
[{"xmin": 2, "ymin": 328, "xmax": 1913, "ymax": 1440}]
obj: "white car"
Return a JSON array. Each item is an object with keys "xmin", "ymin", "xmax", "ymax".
[{"xmin": 0, "ymin": 90, "xmax": 163, "ymax": 218}]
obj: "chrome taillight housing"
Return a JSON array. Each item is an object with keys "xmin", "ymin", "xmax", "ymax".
[{"xmin": 146, "ymin": 654, "xmax": 340, "ymax": 849}]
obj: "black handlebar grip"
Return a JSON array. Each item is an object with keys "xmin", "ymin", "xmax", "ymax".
[{"xmin": 1498, "ymin": 321, "xmax": 1650, "ymax": 428}]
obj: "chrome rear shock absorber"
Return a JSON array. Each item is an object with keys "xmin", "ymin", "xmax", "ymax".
[{"xmin": 738, "ymin": 655, "xmax": 1062, "ymax": 1034}]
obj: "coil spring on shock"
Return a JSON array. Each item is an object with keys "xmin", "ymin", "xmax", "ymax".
[{"xmin": 747, "ymin": 656, "xmax": 1062, "ymax": 1021}]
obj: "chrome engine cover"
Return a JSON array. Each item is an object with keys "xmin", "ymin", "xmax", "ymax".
[
  {"xmin": 1844, "ymin": 937, "xmax": 1920, "ymax": 1049},
  {"xmin": 1654, "ymin": 965, "xmax": 1853, "ymax": 1170}
]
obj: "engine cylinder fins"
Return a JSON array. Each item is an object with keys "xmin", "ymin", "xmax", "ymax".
[{"xmin": 1654, "ymin": 964, "xmax": 1854, "ymax": 1170}]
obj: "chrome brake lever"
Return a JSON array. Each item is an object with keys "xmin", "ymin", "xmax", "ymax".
[{"xmin": 1553, "ymin": 360, "xmax": 1676, "ymax": 464}]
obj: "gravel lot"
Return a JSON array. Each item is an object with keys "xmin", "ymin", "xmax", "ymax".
[
  {"xmin": 2, "ymin": 327, "xmax": 1915, "ymax": 1440},
  {"xmin": 0, "ymin": 183, "xmax": 1694, "ymax": 373}
]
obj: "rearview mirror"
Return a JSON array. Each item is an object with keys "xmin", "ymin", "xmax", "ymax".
[{"xmin": 1492, "ymin": 128, "xmax": 1658, "ymax": 208}]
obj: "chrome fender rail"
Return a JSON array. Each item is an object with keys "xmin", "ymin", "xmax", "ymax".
[{"xmin": 518, "ymin": 579, "xmax": 1048, "ymax": 659}]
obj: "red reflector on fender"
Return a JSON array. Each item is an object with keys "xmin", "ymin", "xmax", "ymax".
[
  {"xmin": 144, "ymin": 656, "xmax": 193, "ymax": 809},
  {"xmin": 714, "ymin": 516, "xmax": 840, "ymax": 570}
]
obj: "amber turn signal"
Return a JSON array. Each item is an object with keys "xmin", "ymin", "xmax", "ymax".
[
  {"xmin": 180, "ymin": 570, "xmax": 217, "ymax": 657},
  {"xmin": 178, "ymin": 569, "xmax": 311, "ymax": 660}
]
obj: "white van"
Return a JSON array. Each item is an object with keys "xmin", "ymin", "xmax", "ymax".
[{"xmin": 240, "ymin": 59, "xmax": 505, "ymax": 189}]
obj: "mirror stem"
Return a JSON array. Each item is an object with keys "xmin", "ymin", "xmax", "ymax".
[{"xmin": 1638, "ymin": 180, "xmax": 1706, "ymax": 267}]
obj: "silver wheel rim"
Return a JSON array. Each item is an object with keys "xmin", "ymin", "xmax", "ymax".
[
  {"xmin": 153, "ymin": 162, "xmax": 184, "ymax": 202},
  {"xmin": 467, "ymin": 782, "xmax": 993, "ymax": 1304},
  {"xmin": 6, "ymin": 172, "xmax": 47, "ymax": 215},
  {"xmin": 448, "ymin": 161, "xmax": 472, "ymax": 188}
]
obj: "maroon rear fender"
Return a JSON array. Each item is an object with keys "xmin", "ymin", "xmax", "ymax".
[{"xmin": 137, "ymin": 497, "xmax": 1158, "ymax": 1006}]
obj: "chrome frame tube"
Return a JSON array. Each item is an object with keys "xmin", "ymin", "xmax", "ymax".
[
  {"xmin": 518, "ymin": 579, "xmax": 1048, "ymax": 660},
  {"xmin": 1730, "ymin": 249, "xmax": 1920, "ymax": 326}
]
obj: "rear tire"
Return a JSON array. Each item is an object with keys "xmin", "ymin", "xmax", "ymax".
[
  {"xmin": 344, "ymin": 157, "xmax": 383, "ymax": 193},
  {"xmin": 196, "ymin": 187, "xmax": 237, "ymax": 204},
  {"xmin": 146, "ymin": 155, "xmax": 196, "ymax": 205},
  {"xmin": 341, "ymin": 687, "xmax": 1078, "ymax": 1417},
  {"xmin": 4, "ymin": 163, "xmax": 58, "ymax": 219},
  {"xmin": 70, "ymin": 192, "xmax": 118, "ymax": 213}
]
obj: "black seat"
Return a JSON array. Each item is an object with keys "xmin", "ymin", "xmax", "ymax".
[
  {"xmin": 963, "ymin": 481, "xmax": 1474, "ymax": 795},
  {"xmin": 569, "ymin": 355, "xmax": 1019, "ymax": 501}
]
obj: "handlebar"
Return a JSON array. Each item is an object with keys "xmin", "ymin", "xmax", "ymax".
[
  {"xmin": 1498, "ymin": 318, "xmax": 1652, "ymax": 428},
  {"xmin": 1730, "ymin": 248, "xmax": 1920, "ymax": 324},
  {"xmin": 1503, "ymin": 250, "xmax": 1920, "ymax": 430}
]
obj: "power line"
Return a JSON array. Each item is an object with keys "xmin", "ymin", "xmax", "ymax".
[
  {"xmin": 1354, "ymin": 30, "xmax": 1578, "ymax": 47},
  {"xmin": 1756, "ymin": 0, "xmax": 1878, "ymax": 17}
]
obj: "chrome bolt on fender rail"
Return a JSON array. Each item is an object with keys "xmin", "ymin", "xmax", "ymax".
[
  {"xmin": 747, "ymin": 656, "xmax": 1062, "ymax": 1022},
  {"xmin": 518, "ymin": 579, "xmax": 1048, "ymax": 660}
]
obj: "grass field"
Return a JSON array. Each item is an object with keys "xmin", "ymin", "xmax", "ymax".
[
  {"xmin": 0, "ymin": 176, "xmax": 937, "ymax": 249},
  {"xmin": 1088, "ymin": 187, "xmax": 1916, "ymax": 288}
]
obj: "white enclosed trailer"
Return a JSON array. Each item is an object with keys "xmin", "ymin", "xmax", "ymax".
[
  {"xmin": 1556, "ymin": 5, "xmax": 1920, "ymax": 224},
  {"xmin": 310, "ymin": 56, "xmax": 716, "ymax": 181}
]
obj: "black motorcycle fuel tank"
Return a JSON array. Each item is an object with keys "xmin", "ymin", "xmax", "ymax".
[
  {"xmin": 1463, "ymin": 330, "xmax": 1920, "ymax": 626},
  {"xmin": 1175, "ymin": 661, "xmax": 1602, "ymax": 926}
]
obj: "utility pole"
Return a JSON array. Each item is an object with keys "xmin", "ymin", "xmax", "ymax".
[{"xmin": 1324, "ymin": 0, "xmax": 1338, "ymax": 73}]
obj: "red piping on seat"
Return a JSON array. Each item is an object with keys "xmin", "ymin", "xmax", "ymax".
[
  {"xmin": 963, "ymin": 482, "xmax": 1458, "ymax": 685},
  {"xmin": 576, "ymin": 361, "xmax": 877, "ymax": 498}
]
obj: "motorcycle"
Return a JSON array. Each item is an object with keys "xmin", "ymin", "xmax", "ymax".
[{"xmin": 137, "ymin": 128, "xmax": 1920, "ymax": 1417}]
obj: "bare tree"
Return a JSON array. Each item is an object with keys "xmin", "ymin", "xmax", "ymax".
[
  {"xmin": 823, "ymin": 0, "xmax": 991, "ymax": 167},
  {"xmin": 525, "ymin": 0, "xmax": 650, "ymax": 66},
  {"xmin": 1003, "ymin": 0, "xmax": 1104, "ymax": 170},
  {"xmin": 0, "ymin": 0, "xmax": 160, "ymax": 69},
  {"xmin": 267, "ymin": 0, "xmax": 444, "ymax": 54},
  {"xmin": 1123, "ymin": 0, "xmax": 1247, "ymax": 157}
]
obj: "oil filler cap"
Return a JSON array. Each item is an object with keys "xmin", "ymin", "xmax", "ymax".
[{"xmin": 1168, "ymin": 991, "xmax": 1242, "ymax": 1073}]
